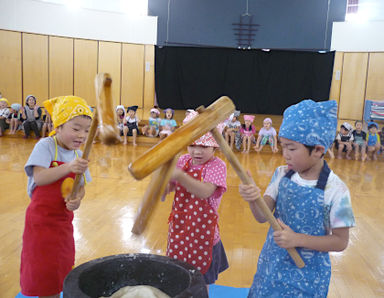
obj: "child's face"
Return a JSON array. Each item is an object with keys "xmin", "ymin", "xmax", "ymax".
[
  {"xmin": 263, "ymin": 121, "xmax": 271, "ymax": 129},
  {"xmin": 355, "ymin": 122, "xmax": 362, "ymax": 131},
  {"xmin": 128, "ymin": 110, "xmax": 135, "ymax": 117},
  {"xmin": 280, "ymin": 137, "xmax": 321, "ymax": 173},
  {"xmin": 187, "ymin": 145, "xmax": 215, "ymax": 165},
  {"xmin": 245, "ymin": 120, "xmax": 251, "ymax": 127},
  {"xmin": 369, "ymin": 126, "xmax": 377, "ymax": 134},
  {"xmin": 340, "ymin": 127, "xmax": 349, "ymax": 135},
  {"xmin": 117, "ymin": 109, "xmax": 124, "ymax": 116},
  {"xmin": 0, "ymin": 101, "xmax": 7, "ymax": 109},
  {"xmin": 165, "ymin": 110, "xmax": 173, "ymax": 119},
  {"xmin": 151, "ymin": 111, "xmax": 158, "ymax": 118},
  {"xmin": 56, "ymin": 116, "xmax": 92, "ymax": 150},
  {"xmin": 231, "ymin": 116, "xmax": 237, "ymax": 122}
]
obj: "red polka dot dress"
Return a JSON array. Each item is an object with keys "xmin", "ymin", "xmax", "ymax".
[{"xmin": 166, "ymin": 154, "xmax": 227, "ymax": 274}]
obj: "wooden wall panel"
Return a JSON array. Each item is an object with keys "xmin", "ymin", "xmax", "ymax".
[
  {"xmin": 329, "ymin": 51, "xmax": 344, "ymax": 107},
  {"xmin": 49, "ymin": 36, "xmax": 73, "ymax": 98},
  {"xmin": 338, "ymin": 53, "xmax": 368, "ymax": 120},
  {"xmin": 121, "ymin": 44, "xmax": 144, "ymax": 108},
  {"xmin": 22, "ymin": 33, "xmax": 49, "ymax": 105},
  {"xmin": 0, "ymin": 30, "xmax": 22, "ymax": 103},
  {"xmin": 98, "ymin": 41, "xmax": 121, "ymax": 107},
  {"xmin": 365, "ymin": 53, "xmax": 384, "ymax": 100},
  {"xmin": 143, "ymin": 45, "xmax": 155, "ymax": 109},
  {"xmin": 74, "ymin": 39, "xmax": 98, "ymax": 106}
]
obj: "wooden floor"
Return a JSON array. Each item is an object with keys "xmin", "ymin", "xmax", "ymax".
[{"xmin": 1, "ymin": 136, "xmax": 384, "ymax": 297}]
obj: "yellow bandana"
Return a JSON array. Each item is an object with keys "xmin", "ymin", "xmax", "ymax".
[
  {"xmin": 43, "ymin": 96, "xmax": 93, "ymax": 136},
  {"xmin": 0, "ymin": 98, "xmax": 9, "ymax": 106}
]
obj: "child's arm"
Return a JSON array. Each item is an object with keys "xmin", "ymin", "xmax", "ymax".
[
  {"xmin": 239, "ymin": 183, "xmax": 275, "ymax": 222},
  {"xmin": 274, "ymin": 219, "xmax": 349, "ymax": 252},
  {"xmin": 33, "ymin": 158, "xmax": 89, "ymax": 186},
  {"xmin": 172, "ymin": 168, "xmax": 216, "ymax": 199}
]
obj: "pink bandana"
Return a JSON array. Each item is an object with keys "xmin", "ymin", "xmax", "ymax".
[{"xmin": 183, "ymin": 111, "xmax": 224, "ymax": 147}]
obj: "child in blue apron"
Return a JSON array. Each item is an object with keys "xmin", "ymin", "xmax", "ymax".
[
  {"xmin": 239, "ymin": 99, "xmax": 355, "ymax": 297},
  {"xmin": 20, "ymin": 96, "xmax": 93, "ymax": 298}
]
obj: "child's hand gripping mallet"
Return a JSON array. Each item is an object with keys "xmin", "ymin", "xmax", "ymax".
[
  {"xmin": 196, "ymin": 106, "xmax": 305, "ymax": 268},
  {"xmin": 128, "ymin": 96, "xmax": 236, "ymax": 234}
]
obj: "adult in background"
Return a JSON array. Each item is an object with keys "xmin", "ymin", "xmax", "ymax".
[{"xmin": 21, "ymin": 95, "xmax": 43, "ymax": 139}]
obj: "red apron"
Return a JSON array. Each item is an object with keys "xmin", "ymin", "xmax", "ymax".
[
  {"xmin": 20, "ymin": 160, "xmax": 75, "ymax": 296},
  {"xmin": 166, "ymin": 158, "xmax": 217, "ymax": 274}
]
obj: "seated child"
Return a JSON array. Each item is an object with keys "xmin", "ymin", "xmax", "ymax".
[
  {"xmin": 352, "ymin": 120, "xmax": 367, "ymax": 161},
  {"xmin": 159, "ymin": 108, "xmax": 177, "ymax": 140},
  {"xmin": 224, "ymin": 110, "xmax": 241, "ymax": 151},
  {"xmin": 254, "ymin": 117, "xmax": 278, "ymax": 153},
  {"xmin": 41, "ymin": 108, "xmax": 53, "ymax": 138},
  {"xmin": 239, "ymin": 99, "xmax": 355, "ymax": 297},
  {"xmin": 380, "ymin": 126, "xmax": 384, "ymax": 154},
  {"xmin": 115, "ymin": 105, "xmax": 125, "ymax": 137},
  {"xmin": 366, "ymin": 121, "xmax": 380, "ymax": 161},
  {"xmin": 240, "ymin": 115, "xmax": 256, "ymax": 153},
  {"xmin": 123, "ymin": 105, "xmax": 140, "ymax": 146},
  {"xmin": 0, "ymin": 98, "xmax": 10, "ymax": 136},
  {"xmin": 7, "ymin": 103, "xmax": 22, "ymax": 135},
  {"xmin": 335, "ymin": 122, "xmax": 354, "ymax": 159},
  {"xmin": 142, "ymin": 108, "xmax": 161, "ymax": 137}
]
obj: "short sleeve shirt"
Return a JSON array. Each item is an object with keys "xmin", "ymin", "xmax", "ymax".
[
  {"xmin": 25, "ymin": 137, "xmax": 92, "ymax": 198},
  {"xmin": 264, "ymin": 165, "xmax": 355, "ymax": 233}
]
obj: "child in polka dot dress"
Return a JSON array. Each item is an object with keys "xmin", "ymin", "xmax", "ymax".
[{"xmin": 165, "ymin": 111, "xmax": 228, "ymax": 289}]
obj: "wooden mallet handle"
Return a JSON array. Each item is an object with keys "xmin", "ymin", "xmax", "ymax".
[
  {"xmin": 131, "ymin": 155, "xmax": 179, "ymax": 235},
  {"xmin": 195, "ymin": 106, "xmax": 305, "ymax": 268},
  {"xmin": 95, "ymin": 73, "xmax": 120, "ymax": 145},
  {"xmin": 128, "ymin": 96, "xmax": 235, "ymax": 180},
  {"xmin": 69, "ymin": 109, "xmax": 99, "ymax": 199}
]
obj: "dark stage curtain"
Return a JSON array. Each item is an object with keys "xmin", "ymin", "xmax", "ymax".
[{"xmin": 155, "ymin": 47, "xmax": 335, "ymax": 115}]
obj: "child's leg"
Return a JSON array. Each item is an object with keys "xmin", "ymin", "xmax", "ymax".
[
  {"xmin": 372, "ymin": 144, "xmax": 380, "ymax": 160},
  {"xmin": 132, "ymin": 128, "xmax": 137, "ymax": 146},
  {"xmin": 361, "ymin": 146, "xmax": 367, "ymax": 161},
  {"xmin": 345, "ymin": 143, "xmax": 352, "ymax": 159},
  {"xmin": 337, "ymin": 143, "xmax": 344, "ymax": 159},
  {"xmin": 141, "ymin": 125, "xmax": 148, "ymax": 136},
  {"xmin": 353, "ymin": 144, "xmax": 359, "ymax": 160},
  {"xmin": 230, "ymin": 132, "xmax": 235, "ymax": 149},
  {"xmin": 246, "ymin": 136, "xmax": 251, "ymax": 152},
  {"xmin": 242, "ymin": 136, "xmax": 246, "ymax": 152},
  {"xmin": 9, "ymin": 118, "xmax": 16, "ymax": 133},
  {"xmin": 224, "ymin": 131, "xmax": 230, "ymax": 146},
  {"xmin": 123, "ymin": 126, "xmax": 128, "ymax": 144}
]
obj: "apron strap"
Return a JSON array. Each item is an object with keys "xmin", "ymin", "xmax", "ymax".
[
  {"xmin": 284, "ymin": 160, "xmax": 331, "ymax": 191},
  {"xmin": 315, "ymin": 160, "xmax": 330, "ymax": 191},
  {"xmin": 53, "ymin": 136, "xmax": 87, "ymax": 185}
]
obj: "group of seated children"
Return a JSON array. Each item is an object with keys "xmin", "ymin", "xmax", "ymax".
[
  {"xmin": 115, "ymin": 105, "xmax": 177, "ymax": 145},
  {"xmin": 333, "ymin": 120, "xmax": 383, "ymax": 161},
  {"xmin": 0, "ymin": 95, "xmax": 53, "ymax": 139},
  {"xmin": 222, "ymin": 111, "xmax": 279, "ymax": 153}
]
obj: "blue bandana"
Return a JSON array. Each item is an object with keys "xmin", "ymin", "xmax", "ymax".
[{"xmin": 279, "ymin": 99, "xmax": 338, "ymax": 150}]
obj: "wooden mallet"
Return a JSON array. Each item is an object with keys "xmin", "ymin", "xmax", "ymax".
[
  {"xmin": 61, "ymin": 73, "xmax": 120, "ymax": 200},
  {"xmin": 195, "ymin": 106, "xmax": 305, "ymax": 268},
  {"xmin": 128, "ymin": 96, "xmax": 235, "ymax": 234}
]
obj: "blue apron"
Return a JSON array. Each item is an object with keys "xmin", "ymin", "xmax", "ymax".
[{"xmin": 249, "ymin": 162, "xmax": 331, "ymax": 298}]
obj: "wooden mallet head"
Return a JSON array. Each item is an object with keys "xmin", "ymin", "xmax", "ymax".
[{"xmin": 95, "ymin": 73, "xmax": 120, "ymax": 145}]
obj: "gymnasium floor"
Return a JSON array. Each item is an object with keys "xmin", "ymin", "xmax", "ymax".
[{"xmin": 1, "ymin": 132, "xmax": 383, "ymax": 297}]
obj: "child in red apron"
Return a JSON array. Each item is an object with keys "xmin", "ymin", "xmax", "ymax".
[
  {"xmin": 20, "ymin": 96, "xmax": 93, "ymax": 298},
  {"xmin": 165, "ymin": 111, "xmax": 229, "ymax": 291}
]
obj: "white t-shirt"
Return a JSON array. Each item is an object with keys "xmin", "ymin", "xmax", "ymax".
[
  {"xmin": 25, "ymin": 137, "xmax": 92, "ymax": 197},
  {"xmin": 264, "ymin": 165, "xmax": 355, "ymax": 233}
]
